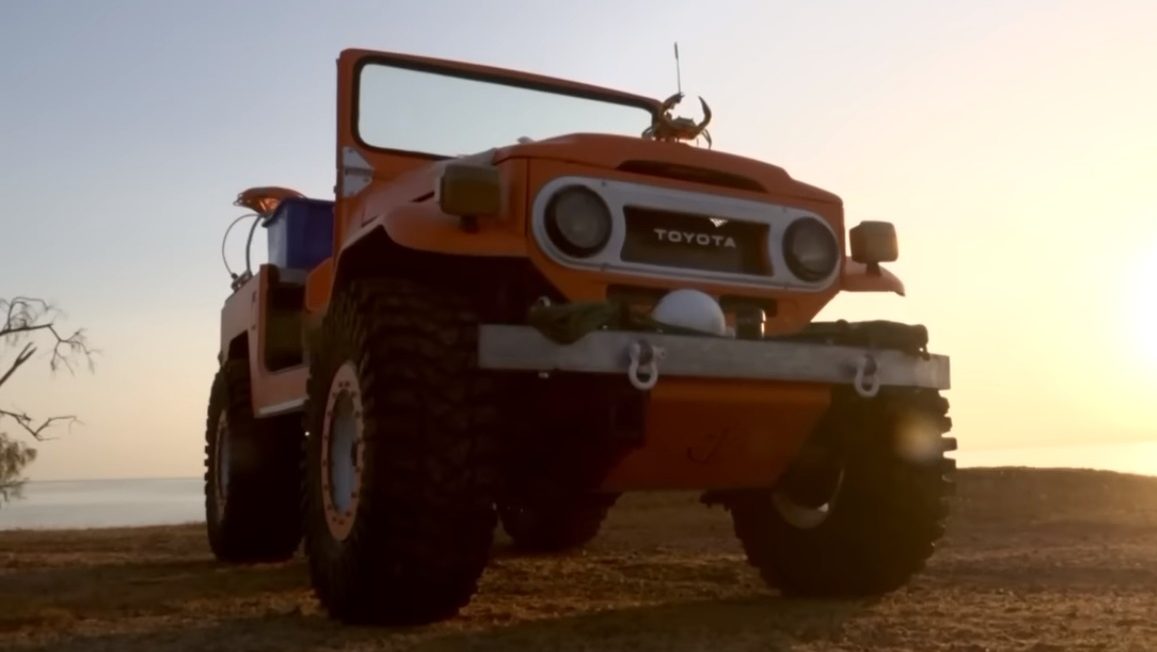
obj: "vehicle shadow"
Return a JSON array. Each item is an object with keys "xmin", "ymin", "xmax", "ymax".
[
  {"xmin": 0, "ymin": 523, "xmax": 876, "ymax": 652},
  {"xmin": 430, "ymin": 595, "xmax": 872, "ymax": 652},
  {"xmin": 9, "ymin": 593, "xmax": 871, "ymax": 652},
  {"xmin": 0, "ymin": 557, "xmax": 307, "ymax": 633}
]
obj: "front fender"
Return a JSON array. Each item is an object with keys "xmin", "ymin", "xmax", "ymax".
[
  {"xmin": 377, "ymin": 203, "xmax": 528, "ymax": 257},
  {"xmin": 841, "ymin": 260, "xmax": 905, "ymax": 296},
  {"xmin": 356, "ymin": 156, "xmax": 530, "ymax": 258}
]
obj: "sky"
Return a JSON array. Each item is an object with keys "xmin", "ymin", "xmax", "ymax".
[{"xmin": 1, "ymin": 0, "xmax": 1155, "ymax": 482}]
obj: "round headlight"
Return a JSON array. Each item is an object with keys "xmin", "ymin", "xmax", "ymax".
[
  {"xmin": 783, "ymin": 217, "xmax": 839, "ymax": 281},
  {"xmin": 545, "ymin": 186, "xmax": 612, "ymax": 257}
]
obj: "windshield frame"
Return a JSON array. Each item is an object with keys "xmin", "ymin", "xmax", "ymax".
[{"xmin": 350, "ymin": 53, "xmax": 661, "ymax": 161}]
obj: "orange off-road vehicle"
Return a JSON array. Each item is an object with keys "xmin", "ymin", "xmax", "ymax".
[{"xmin": 205, "ymin": 48, "xmax": 954, "ymax": 625}]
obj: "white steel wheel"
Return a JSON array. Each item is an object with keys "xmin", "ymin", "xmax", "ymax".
[
  {"xmin": 770, "ymin": 469, "xmax": 845, "ymax": 531},
  {"xmin": 204, "ymin": 359, "xmax": 304, "ymax": 563},
  {"xmin": 321, "ymin": 361, "xmax": 364, "ymax": 541},
  {"xmin": 213, "ymin": 412, "xmax": 230, "ymax": 520}
]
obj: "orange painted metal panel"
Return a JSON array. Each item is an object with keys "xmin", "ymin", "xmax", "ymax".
[
  {"xmin": 379, "ymin": 204, "xmax": 528, "ymax": 256},
  {"xmin": 251, "ymin": 267, "xmax": 307, "ymax": 414},
  {"xmin": 841, "ymin": 261, "xmax": 906, "ymax": 296},
  {"xmin": 496, "ymin": 134, "xmax": 840, "ymax": 206},
  {"xmin": 305, "ymin": 257, "xmax": 335, "ymax": 315},
  {"xmin": 358, "ymin": 158, "xmax": 531, "ymax": 258},
  {"xmin": 599, "ymin": 379, "xmax": 831, "ymax": 491},
  {"xmin": 218, "ymin": 275, "xmax": 257, "ymax": 361}
]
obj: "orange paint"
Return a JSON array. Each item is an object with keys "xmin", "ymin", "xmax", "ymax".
[
  {"xmin": 327, "ymin": 50, "xmax": 657, "ymax": 274},
  {"xmin": 304, "ymin": 257, "xmax": 334, "ymax": 315},
  {"xmin": 218, "ymin": 274, "xmax": 255, "ymax": 361},
  {"xmin": 219, "ymin": 47, "xmax": 909, "ymax": 489},
  {"xmin": 371, "ymin": 158, "xmax": 532, "ymax": 257},
  {"xmin": 234, "ymin": 186, "xmax": 305, "ymax": 217},
  {"xmin": 380, "ymin": 204, "xmax": 528, "ymax": 256},
  {"xmin": 519, "ymin": 158, "xmax": 845, "ymax": 335},
  {"xmin": 219, "ymin": 266, "xmax": 308, "ymax": 415},
  {"xmin": 498, "ymin": 134, "xmax": 840, "ymax": 206},
  {"xmin": 600, "ymin": 380, "xmax": 831, "ymax": 491},
  {"xmin": 842, "ymin": 261, "xmax": 906, "ymax": 296}
]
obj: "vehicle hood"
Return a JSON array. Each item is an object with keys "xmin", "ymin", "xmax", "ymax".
[{"xmin": 488, "ymin": 133, "xmax": 841, "ymax": 205}]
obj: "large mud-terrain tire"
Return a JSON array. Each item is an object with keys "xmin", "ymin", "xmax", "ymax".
[
  {"xmin": 724, "ymin": 387, "xmax": 955, "ymax": 597},
  {"xmin": 499, "ymin": 493, "xmax": 617, "ymax": 552},
  {"xmin": 302, "ymin": 278, "xmax": 501, "ymax": 626},
  {"xmin": 204, "ymin": 359, "xmax": 303, "ymax": 563}
]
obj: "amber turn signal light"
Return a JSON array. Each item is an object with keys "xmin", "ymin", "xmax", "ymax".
[
  {"xmin": 437, "ymin": 162, "xmax": 502, "ymax": 218},
  {"xmin": 849, "ymin": 221, "xmax": 899, "ymax": 267}
]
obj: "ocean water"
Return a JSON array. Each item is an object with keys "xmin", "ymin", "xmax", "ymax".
[
  {"xmin": 2, "ymin": 441, "xmax": 1156, "ymax": 530},
  {"xmin": 0, "ymin": 477, "xmax": 204, "ymax": 531}
]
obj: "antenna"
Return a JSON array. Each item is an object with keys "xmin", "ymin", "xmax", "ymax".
[{"xmin": 673, "ymin": 42, "xmax": 682, "ymax": 94}]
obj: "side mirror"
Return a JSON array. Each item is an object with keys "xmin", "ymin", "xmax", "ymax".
[{"xmin": 849, "ymin": 221, "xmax": 898, "ymax": 274}]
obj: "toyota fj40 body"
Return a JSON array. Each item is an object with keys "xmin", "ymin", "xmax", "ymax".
[{"xmin": 205, "ymin": 48, "xmax": 955, "ymax": 625}]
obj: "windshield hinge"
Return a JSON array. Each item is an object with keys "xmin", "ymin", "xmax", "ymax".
[{"xmin": 340, "ymin": 147, "xmax": 375, "ymax": 198}]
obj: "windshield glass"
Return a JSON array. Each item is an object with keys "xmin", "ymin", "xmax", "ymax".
[{"xmin": 356, "ymin": 61, "xmax": 654, "ymax": 157}]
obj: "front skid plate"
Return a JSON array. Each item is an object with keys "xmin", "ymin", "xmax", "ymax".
[{"xmin": 477, "ymin": 325, "xmax": 950, "ymax": 390}]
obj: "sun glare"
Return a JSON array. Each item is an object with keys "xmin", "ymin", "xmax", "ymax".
[{"xmin": 1138, "ymin": 248, "xmax": 1157, "ymax": 364}]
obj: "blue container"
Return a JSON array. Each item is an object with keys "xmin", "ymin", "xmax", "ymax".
[{"xmin": 263, "ymin": 198, "xmax": 334, "ymax": 272}]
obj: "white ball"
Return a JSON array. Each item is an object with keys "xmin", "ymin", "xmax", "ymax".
[{"xmin": 650, "ymin": 289, "xmax": 727, "ymax": 336}]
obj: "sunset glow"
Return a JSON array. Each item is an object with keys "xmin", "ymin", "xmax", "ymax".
[
  {"xmin": 1137, "ymin": 247, "xmax": 1157, "ymax": 364},
  {"xmin": 2, "ymin": 1, "xmax": 1156, "ymax": 481}
]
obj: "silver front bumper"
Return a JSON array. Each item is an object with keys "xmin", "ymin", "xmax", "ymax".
[{"xmin": 477, "ymin": 325, "xmax": 950, "ymax": 392}]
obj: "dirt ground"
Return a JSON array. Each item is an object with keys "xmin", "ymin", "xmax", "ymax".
[{"xmin": 3, "ymin": 467, "xmax": 1157, "ymax": 651}]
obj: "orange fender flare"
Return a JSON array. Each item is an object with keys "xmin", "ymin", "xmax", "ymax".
[{"xmin": 841, "ymin": 261, "xmax": 905, "ymax": 296}]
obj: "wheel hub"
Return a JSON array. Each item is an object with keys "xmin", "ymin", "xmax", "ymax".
[
  {"xmin": 213, "ymin": 412, "xmax": 230, "ymax": 519},
  {"xmin": 771, "ymin": 468, "xmax": 845, "ymax": 530},
  {"xmin": 321, "ymin": 361, "xmax": 364, "ymax": 541}
]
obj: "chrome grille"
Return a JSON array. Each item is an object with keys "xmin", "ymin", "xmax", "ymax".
[{"xmin": 619, "ymin": 206, "xmax": 769, "ymax": 275}]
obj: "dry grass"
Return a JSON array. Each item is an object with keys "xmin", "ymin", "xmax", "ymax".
[{"xmin": 4, "ymin": 467, "xmax": 1157, "ymax": 651}]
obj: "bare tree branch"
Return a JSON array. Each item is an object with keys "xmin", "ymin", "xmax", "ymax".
[
  {"xmin": 0, "ymin": 408, "xmax": 78, "ymax": 442},
  {"xmin": 0, "ymin": 296, "xmax": 96, "ymax": 382},
  {"xmin": 0, "ymin": 295, "xmax": 95, "ymax": 503},
  {"xmin": 0, "ymin": 342, "xmax": 35, "ymax": 391}
]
